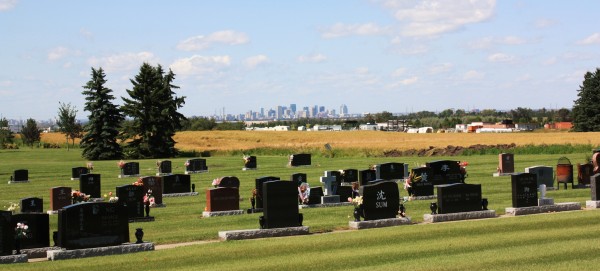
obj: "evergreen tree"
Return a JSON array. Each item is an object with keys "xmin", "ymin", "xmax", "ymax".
[
  {"xmin": 81, "ymin": 67, "xmax": 124, "ymax": 160},
  {"xmin": 572, "ymin": 68, "xmax": 600, "ymax": 131},
  {"xmin": 56, "ymin": 102, "xmax": 78, "ymax": 150},
  {"xmin": 121, "ymin": 63, "xmax": 186, "ymax": 158},
  {"xmin": 0, "ymin": 117, "xmax": 14, "ymax": 148},
  {"xmin": 20, "ymin": 118, "xmax": 40, "ymax": 148}
]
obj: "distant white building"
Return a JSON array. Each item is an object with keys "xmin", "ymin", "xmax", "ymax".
[{"xmin": 359, "ymin": 124, "xmax": 378, "ymax": 131}]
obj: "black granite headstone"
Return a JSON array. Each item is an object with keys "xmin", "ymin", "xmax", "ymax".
[
  {"xmin": 340, "ymin": 169, "xmax": 359, "ymax": 184},
  {"xmin": 218, "ymin": 176, "xmax": 240, "ymax": 188},
  {"xmin": 50, "ymin": 186, "xmax": 73, "ymax": 211},
  {"xmin": 328, "ymin": 170, "xmax": 342, "ymax": 188},
  {"xmin": 122, "ymin": 162, "xmax": 140, "ymax": 176},
  {"xmin": 308, "ymin": 187, "xmax": 324, "ymax": 205},
  {"xmin": 426, "ymin": 160, "xmax": 464, "ymax": 185},
  {"xmin": 436, "ymin": 183, "xmax": 482, "ymax": 214},
  {"xmin": 0, "ymin": 210, "xmax": 13, "ymax": 256},
  {"xmin": 116, "ymin": 185, "xmax": 145, "ymax": 219},
  {"xmin": 13, "ymin": 169, "xmax": 28, "ymax": 182},
  {"xmin": 141, "ymin": 176, "xmax": 163, "ymax": 205},
  {"xmin": 11, "ymin": 213, "xmax": 50, "ymax": 249},
  {"xmin": 336, "ymin": 186, "xmax": 353, "ymax": 201},
  {"xmin": 57, "ymin": 202, "xmax": 129, "ymax": 249},
  {"xmin": 577, "ymin": 163, "xmax": 593, "ymax": 186},
  {"xmin": 20, "ymin": 197, "xmax": 43, "ymax": 213},
  {"xmin": 591, "ymin": 174, "xmax": 600, "ymax": 201},
  {"xmin": 409, "ymin": 167, "xmax": 434, "ymax": 197},
  {"xmin": 359, "ymin": 181, "xmax": 400, "ymax": 221},
  {"xmin": 377, "ymin": 162, "xmax": 405, "ymax": 181},
  {"xmin": 244, "ymin": 156, "xmax": 257, "ymax": 169},
  {"xmin": 186, "ymin": 158, "xmax": 208, "ymax": 172},
  {"xmin": 289, "ymin": 153, "xmax": 311, "ymax": 167},
  {"xmin": 162, "ymin": 174, "xmax": 191, "ymax": 194},
  {"xmin": 255, "ymin": 176, "xmax": 280, "ymax": 209},
  {"xmin": 359, "ymin": 169, "xmax": 376, "ymax": 186},
  {"xmin": 511, "ymin": 173, "xmax": 538, "ymax": 208},
  {"xmin": 290, "ymin": 173, "xmax": 307, "ymax": 186},
  {"xmin": 71, "ymin": 167, "xmax": 89, "ymax": 180},
  {"xmin": 158, "ymin": 160, "xmax": 172, "ymax": 175},
  {"xmin": 79, "ymin": 173, "xmax": 101, "ymax": 198},
  {"xmin": 261, "ymin": 181, "xmax": 301, "ymax": 229}
]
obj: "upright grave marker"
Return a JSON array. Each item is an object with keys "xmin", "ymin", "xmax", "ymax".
[
  {"xmin": 0, "ymin": 210, "xmax": 14, "ymax": 256},
  {"xmin": 20, "ymin": 197, "xmax": 43, "ymax": 213},
  {"xmin": 359, "ymin": 169, "xmax": 376, "ymax": 186},
  {"xmin": 260, "ymin": 180, "xmax": 302, "ymax": 229},
  {"xmin": 119, "ymin": 162, "xmax": 140, "ymax": 178},
  {"xmin": 525, "ymin": 166, "xmax": 554, "ymax": 189},
  {"xmin": 10, "ymin": 169, "xmax": 29, "ymax": 183},
  {"xmin": 375, "ymin": 162, "xmax": 404, "ymax": 181},
  {"xmin": 320, "ymin": 171, "xmax": 340, "ymax": 204},
  {"xmin": 71, "ymin": 167, "xmax": 89, "ymax": 180},
  {"xmin": 408, "ymin": 167, "xmax": 434, "ymax": 197},
  {"xmin": 141, "ymin": 176, "xmax": 163, "ymax": 206},
  {"xmin": 162, "ymin": 174, "xmax": 191, "ymax": 194},
  {"xmin": 79, "ymin": 173, "xmax": 101, "ymax": 198},
  {"xmin": 511, "ymin": 173, "xmax": 538, "ymax": 208},
  {"xmin": 50, "ymin": 186, "xmax": 72, "ymax": 212},
  {"xmin": 255, "ymin": 176, "xmax": 280, "ymax": 209},
  {"xmin": 11, "ymin": 213, "xmax": 50, "ymax": 249},
  {"xmin": 436, "ymin": 183, "xmax": 482, "ymax": 214},
  {"xmin": 185, "ymin": 158, "xmax": 208, "ymax": 174},
  {"xmin": 340, "ymin": 169, "xmax": 358, "ymax": 184},
  {"xmin": 243, "ymin": 156, "xmax": 257, "ymax": 170},
  {"xmin": 206, "ymin": 187, "xmax": 240, "ymax": 212},
  {"xmin": 577, "ymin": 163, "xmax": 593, "ymax": 187},
  {"xmin": 426, "ymin": 160, "xmax": 464, "ymax": 185},
  {"xmin": 359, "ymin": 181, "xmax": 400, "ymax": 221},
  {"xmin": 288, "ymin": 153, "xmax": 311, "ymax": 167},
  {"xmin": 157, "ymin": 160, "xmax": 172, "ymax": 176},
  {"xmin": 116, "ymin": 185, "xmax": 145, "ymax": 220}
]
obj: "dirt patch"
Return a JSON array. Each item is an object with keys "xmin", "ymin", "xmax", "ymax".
[{"xmin": 383, "ymin": 143, "xmax": 517, "ymax": 157}]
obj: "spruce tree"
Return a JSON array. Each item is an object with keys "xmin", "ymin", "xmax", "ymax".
[
  {"xmin": 20, "ymin": 118, "xmax": 41, "ymax": 148},
  {"xmin": 121, "ymin": 63, "xmax": 186, "ymax": 158},
  {"xmin": 572, "ymin": 68, "xmax": 600, "ymax": 131},
  {"xmin": 81, "ymin": 67, "xmax": 124, "ymax": 160},
  {"xmin": 0, "ymin": 117, "xmax": 14, "ymax": 148}
]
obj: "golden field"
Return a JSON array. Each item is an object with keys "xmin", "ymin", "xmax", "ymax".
[{"xmin": 40, "ymin": 130, "xmax": 600, "ymax": 152}]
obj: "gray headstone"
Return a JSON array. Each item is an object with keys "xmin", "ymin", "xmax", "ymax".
[{"xmin": 525, "ymin": 166, "xmax": 554, "ymax": 188}]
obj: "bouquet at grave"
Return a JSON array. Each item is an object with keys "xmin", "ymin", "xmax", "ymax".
[
  {"xmin": 133, "ymin": 178, "xmax": 144, "ymax": 186},
  {"xmin": 118, "ymin": 160, "xmax": 126, "ymax": 168},
  {"xmin": 211, "ymin": 177, "xmax": 221, "ymax": 188},
  {"xmin": 144, "ymin": 190, "xmax": 156, "ymax": 207},
  {"xmin": 184, "ymin": 160, "xmax": 190, "ymax": 167},
  {"xmin": 104, "ymin": 192, "xmax": 119, "ymax": 203},
  {"xmin": 86, "ymin": 162, "xmax": 94, "ymax": 171},
  {"xmin": 243, "ymin": 155, "xmax": 251, "ymax": 166},
  {"xmin": 5, "ymin": 202, "xmax": 20, "ymax": 213},
  {"xmin": 71, "ymin": 190, "xmax": 90, "ymax": 203},
  {"xmin": 348, "ymin": 195, "xmax": 363, "ymax": 207},
  {"xmin": 298, "ymin": 182, "xmax": 310, "ymax": 205},
  {"xmin": 15, "ymin": 222, "xmax": 30, "ymax": 239},
  {"xmin": 460, "ymin": 161, "xmax": 469, "ymax": 179}
]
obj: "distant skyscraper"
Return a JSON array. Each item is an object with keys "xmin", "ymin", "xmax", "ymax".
[
  {"xmin": 340, "ymin": 104, "xmax": 348, "ymax": 116},
  {"xmin": 319, "ymin": 106, "xmax": 325, "ymax": 113},
  {"xmin": 260, "ymin": 107, "xmax": 264, "ymax": 118},
  {"xmin": 290, "ymin": 104, "xmax": 296, "ymax": 114}
]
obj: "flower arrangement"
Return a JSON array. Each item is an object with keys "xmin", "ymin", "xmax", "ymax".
[
  {"xmin": 118, "ymin": 160, "xmax": 126, "ymax": 168},
  {"xmin": 211, "ymin": 177, "xmax": 221, "ymax": 187},
  {"xmin": 144, "ymin": 190, "xmax": 156, "ymax": 207},
  {"xmin": 5, "ymin": 202, "xmax": 19, "ymax": 213},
  {"xmin": 132, "ymin": 178, "xmax": 144, "ymax": 186},
  {"xmin": 348, "ymin": 196, "xmax": 363, "ymax": 207},
  {"xmin": 103, "ymin": 192, "xmax": 119, "ymax": 203},
  {"xmin": 86, "ymin": 162, "xmax": 94, "ymax": 171},
  {"xmin": 15, "ymin": 222, "xmax": 29, "ymax": 239},
  {"xmin": 243, "ymin": 155, "xmax": 251, "ymax": 165},
  {"xmin": 184, "ymin": 160, "xmax": 190, "ymax": 167},
  {"xmin": 72, "ymin": 190, "xmax": 90, "ymax": 203}
]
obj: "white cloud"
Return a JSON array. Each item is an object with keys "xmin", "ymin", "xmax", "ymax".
[
  {"xmin": 463, "ymin": 70, "xmax": 484, "ymax": 80},
  {"xmin": 320, "ymin": 22, "xmax": 388, "ymax": 38},
  {"xmin": 577, "ymin": 33, "xmax": 600, "ymax": 45},
  {"xmin": 297, "ymin": 53, "xmax": 327, "ymax": 63},
  {"xmin": 488, "ymin": 53, "xmax": 515, "ymax": 62},
  {"xmin": 87, "ymin": 52, "xmax": 159, "ymax": 73},
  {"xmin": 48, "ymin": 47, "xmax": 70, "ymax": 61},
  {"xmin": 469, "ymin": 36, "xmax": 527, "ymax": 49},
  {"xmin": 244, "ymin": 55, "xmax": 268, "ymax": 68},
  {"xmin": 391, "ymin": 67, "xmax": 406, "ymax": 77},
  {"xmin": 176, "ymin": 30, "xmax": 249, "ymax": 51},
  {"xmin": 534, "ymin": 18, "xmax": 557, "ymax": 28},
  {"xmin": 500, "ymin": 36, "xmax": 526, "ymax": 45},
  {"xmin": 400, "ymin": 76, "xmax": 419, "ymax": 85},
  {"xmin": 0, "ymin": 0, "xmax": 18, "ymax": 11},
  {"xmin": 382, "ymin": 0, "xmax": 496, "ymax": 37},
  {"xmin": 429, "ymin": 63, "xmax": 453, "ymax": 74},
  {"xmin": 169, "ymin": 55, "xmax": 231, "ymax": 76}
]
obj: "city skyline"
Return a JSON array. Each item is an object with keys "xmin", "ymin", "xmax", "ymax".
[{"xmin": 1, "ymin": 1, "xmax": 599, "ymax": 120}]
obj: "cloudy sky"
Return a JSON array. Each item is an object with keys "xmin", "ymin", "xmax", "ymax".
[{"xmin": 1, "ymin": 0, "xmax": 599, "ymax": 120}]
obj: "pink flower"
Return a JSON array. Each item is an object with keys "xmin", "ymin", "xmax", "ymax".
[{"xmin": 347, "ymin": 197, "xmax": 353, "ymax": 203}]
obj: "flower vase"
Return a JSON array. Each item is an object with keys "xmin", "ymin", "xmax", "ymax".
[
  {"xmin": 135, "ymin": 228, "xmax": 144, "ymax": 243},
  {"xmin": 14, "ymin": 237, "xmax": 21, "ymax": 255},
  {"xmin": 430, "ymin": 202, "xmax": 437, "ymax": 215},
  {"xmin": 353, "ymin": 207, "xmax": 361, "ymax": 222},
  {"xmin": 145, "ymin": 202, "xmax": 150, "ymax": 217},
  {"xmin": 399, "ymin": 203, "xmax": 406, "ymax": 217},
  {"xmin": 482, "ymin": 198, "xmax": 489, "ymax": 210},
  {"xmin": 250, "ymin": 197, "xmax": 256, "ymax": 210}
]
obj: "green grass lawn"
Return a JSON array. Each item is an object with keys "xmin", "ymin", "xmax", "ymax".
[{"xmin": 1, "ymin": 148, "xmax": 598, "ymax": 270}]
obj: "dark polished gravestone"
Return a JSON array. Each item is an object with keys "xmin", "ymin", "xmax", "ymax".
[
  {"xmin": 255, "ymin": 176, "xmax": 280, "ymax": 209},
  {"xmin": 376, "ymin": 162, "xmax": 405, "ymax": 181},
  {"xmin": 409, "ymin": 167, "xmax": 434, "ymax": 197},
  {"xmin": 185, "ymin": 158, "xmax": 208, "ymax": 173},
  {"xmin": 288, "ymin": 153, "xmax": 311, "ymax": 167},
  {"xmin": 206, "ymin": 187, "xmax": 240, "ymax": 212},
  {"xmin": 436, "ymin": 183, "xmax": 482, "ymax": 214},
  {"xmin": 243, "ymin": 156, "xmax": 257, "ymax": 170},
  {"xmin": 340, "ymin": 169, "xmax": 358, "ymax": 184},
  {"xmin": 591, "ymin": 174, "xmax": 600, "ymax": 201},
  {"xmin": 290, "ymin": 173, "xmax": 307, "ymax": 186},
  {"xmin": 79, "ymin": 173, "xmax": 101, "ymax": 198},
  {"xmin": 162, "ymin": 174, "xmax": 191, "ymax": 194},
  {"xmin": 116, "ymin": 185, "xmax": 145, "ymax": 219},
  {"xmin": 359, "ymin": 181, "xmax": 400, "ymax": 221},
  {"xmin": 426, "ymin": 160, "xmax": 465, "ymax": 185},
  {"xmin": 20, "ymin": 197, "xmax": 43, "ymax": 213},
  {"xmin": 499, "ymin": 153, "xmax": 515, "ymax": 174},
  {"xmin": 307, "ymin": 187, "xmax": 324, "ymax": 205},
  {"xmin": 157, "ymin": 160, "xmax": 172, "ymax": 176},
  {"xmin": 511, "ymin": 173, "xmax": 538, "ymax": 208},
  {"xmin": 217, "ymin": 176, "xmax": 240, "ymax": 188},
  {"xmin": 11, "ymin": 169, "xmax": 29, "ymax": 182},
  {"xmin": 11, "ymin": 213, "xmax": 50, "ymax": 249},
  {"xmin": 359, "ymin": 169, "xmax": 377, "ymax": 186},
  {"xmin": 141, "ymin": 176, "xmax": 163, "ymax": 205},
  {"xmin": 577, "ymin": 163, "xmax": 594, "ymax": 187},
  {"xmin": 71, "ymin": 167, "xmax": 89, "ymax": 180},
  {"xmin": 56, "ymin": 202, "xmax": 129, "ymax": 250},
  {"xmin": 0, "ymin": 210, "xmax": 14, "ymax": 256},
  {"xmin": 525, "ymin": 166, "xmax": 554, "ymax": 189},
  {"xmin": 121, "ymin": 162, "xmax": 140, "ymax": 177},
  {"xmin": 260, "ymin": 181, "xmax": 303, "ymax": 229},
  {"xmin": 50, "ymin": 186, "xmax": 73, "ymax": 211}
]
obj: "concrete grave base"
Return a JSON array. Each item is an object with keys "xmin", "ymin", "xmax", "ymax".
[
  {"xmin": 505, "ymin": 202, "xmax": 581, "ymax": 216},
  {"xmin": 47, "ymin": 242, "xmax": 154, "ymax": 261},
  {"xmin": 202, "ymin": 210, "xmax": 245, "ymax": 217},
  {"xmin": 586, "ymin": 200, "xmax": 600, "ymax": 209},
  {"xmin": 129, "ymin": 216, "xmax": 155, "ymax": 223},
  {"xmin": 0, "ymin": 254, "xmax": 28, "ymax": 264},
  {"xmin": 7, "ymin": 180, "xmax": 30, "ymax": 184},
  {"xmin": 492, "ymin": 172, "xmax": 515, "ymax": 177},
  {"xmin": 321, "ymin": 195, "xmax": 340, "ymax": 204},
  {"xmin": 349, "ymin": 217, "xmax": 411, "ymax": 230},
  {"xmin": 424, "ymin": 210, "xmax": 497, "ymax": 223},
  {"xmin": 163, "ymin": 192, "xmax": 199, "ymax": 197},
  {"xmin": 218, "ymin": 226, "xmax": 309, "ymax": 241},
  {"xmin": 118, "ymin": 174, "xmax": 140, "ymax": 178},
  {"xmin": 538, "ymin": 198, "xmax": 555, "ymax": 206},
  {"xmin": 14, "ymin": 247, "xmax": 57, "ymax": 258},
  {"xmin": 155, "ymin": 173, "xmax": 172, "ymax": 176},
  {"xmin": 407, "ymin": 195, "xmax": 436, "ymax": 201},
  {"xmin": 242, "ymin": 168, "xmax": 257, "ymax": 171},
  {"xmin": 299, "ymin": 202, "xmax": 352, "ymax": 209},
  {"xmin": 46, "ymin": 210, "xmax": 58, "ymax": 215},
  {"xmin": 184, "ymin": 170, "xmax": 208, "ymax": 174}
]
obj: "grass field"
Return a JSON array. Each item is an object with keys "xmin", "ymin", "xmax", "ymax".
[{"xmin": 2, "ymin": 132, "xmax": 600, "ymax": 270}]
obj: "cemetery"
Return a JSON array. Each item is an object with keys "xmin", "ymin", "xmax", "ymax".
[{"xmin": 2, "ymin": 146, "xmax": 600, "ymax": 269}]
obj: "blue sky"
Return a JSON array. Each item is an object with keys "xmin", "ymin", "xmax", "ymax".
[{"xmin": 1, "ymin": 0, "xmax": 599, "ymax": 120}]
